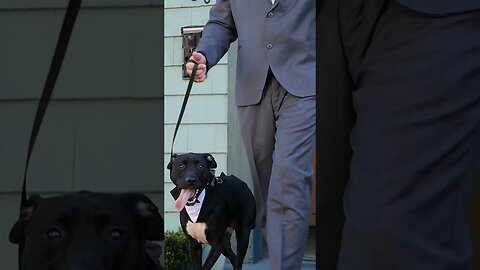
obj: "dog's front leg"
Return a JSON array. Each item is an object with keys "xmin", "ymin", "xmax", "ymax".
[
  {"xmin": 189, "ymin": 241, "xmax": 203, "ymax": 270},
  {"xmin": 201, "ymin": 243, "xmax": 223, "ymax": 270}
]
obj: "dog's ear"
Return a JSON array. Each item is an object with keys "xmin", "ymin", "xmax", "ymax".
[
  {"xmin": 9, "ymin": 194, "xmax": 44, "ymax": 244},
  {"xmin": 121, "ymin": 193, "xmax": 164, "ymax": 241},
  {"xmin": 204, "ymin": 153, "xmax": 217, "ymax": 169},
  {"xmin": 167, "ymin": 154, "xmax": 177, "ymax": 170}
]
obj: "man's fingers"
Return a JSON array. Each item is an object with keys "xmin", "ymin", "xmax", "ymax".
[
  {"xmin": 194, "ymin": 74, "xmax": 207, "ymax": 83},
  {"xmin": 185, "ymin": 61, "xmax": 206, "ymax": 83},
  {"xmin": 186, "ymin": 53, "xmax": 207, "ymax": 83},
  {"xmin": 186, "ymin": 62, "xmax": 206, "ymax": 69},
  {"xmin": 194, "ymin": 71, "xmax": 206, "ymax": 81},
  {"xmin": 185, "ymin": 62, "xmax": 207, "ymax": 75}
]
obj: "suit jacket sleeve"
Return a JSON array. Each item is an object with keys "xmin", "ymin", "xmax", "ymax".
[{"xmin": 195, "ymin": 0, "xmax": 238, "ymax": 69}]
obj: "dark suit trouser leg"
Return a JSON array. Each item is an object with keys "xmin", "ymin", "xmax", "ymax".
[
  {"xmin": 237, "ymin": 73, "xmax": 316, "ymax": 270},
  {"xmin": 317, "ymin": 1, "xmax": 356, "ymax": 269},
  {"xmin": 336, "ymin": 1, "xmax": 480, "ymax": 269}
]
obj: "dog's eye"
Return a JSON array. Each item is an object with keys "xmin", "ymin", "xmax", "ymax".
[
  {"xmin": 109, "ymin": 229, "xmax": 123, "ymax": 240},
  {"xmin": 178, "ymin": 164, "xmax": 185, "ymax": 169},
  {"xmin": 46, "ymin": 228, "xmax": 62, "ymax": 240},
  {"xmin": 198, "ymin": 164, "xmax": 204, "ymax": 169}
]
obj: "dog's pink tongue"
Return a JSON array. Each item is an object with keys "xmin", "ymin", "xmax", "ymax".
[{"xmin": 175, "ymin": 189, "xmax": 195, "ymax": 211}]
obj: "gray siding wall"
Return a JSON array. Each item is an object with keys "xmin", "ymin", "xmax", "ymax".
[
  {"xmin": 0, "ymin": 2, "xmax": 164, "ymax": 269},
  {"xmin": 163, "ymin": 0, "xmax": 229, "ymax": 231}
]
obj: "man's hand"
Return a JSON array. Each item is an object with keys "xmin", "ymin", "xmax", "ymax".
[{"xmin": 186, "ymin": 51, "xmax": 208, "ymax": 83}]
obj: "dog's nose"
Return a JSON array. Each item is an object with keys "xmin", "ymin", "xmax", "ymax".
[{"xmin": 186, "ymin": 177, "xmax": 196, "ymax": 185}]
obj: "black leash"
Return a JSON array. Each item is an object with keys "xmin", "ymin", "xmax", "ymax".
[
  {"xmin": 18, "ymin": 0, "xmax": 82, "ymax": 263},
  {"xmin": 170, "ymin": 62, "xmax": 198, "ymax": 158}
]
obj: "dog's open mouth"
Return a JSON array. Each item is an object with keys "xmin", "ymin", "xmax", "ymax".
[{"xmin": 175, "ymin": 189, "xmax": 200, "ymax": 211}]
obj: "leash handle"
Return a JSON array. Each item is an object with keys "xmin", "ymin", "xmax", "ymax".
[
  {"xmin": 19, "ymin": 0, "xmax": 82, "ymax": 262},
  {"xmin": 170, "ymin": 62, "xmax": 198, "ymax": 158}
]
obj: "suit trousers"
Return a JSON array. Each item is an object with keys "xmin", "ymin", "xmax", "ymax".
[
  {"xmin": 237, "ymin": 71, "xmax": 316, "ymax": 270},
  {"xmin": 321, "ymin": 0, "xmax": 480, "ymax": 269}
]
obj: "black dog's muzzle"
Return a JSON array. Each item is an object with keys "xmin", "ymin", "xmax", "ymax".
[{"xmin": 185, "ymin": 188, "xmax": 202, "ymax": 206}]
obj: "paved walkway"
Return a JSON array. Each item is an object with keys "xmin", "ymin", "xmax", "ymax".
[{"xmin": 224, "ymin": 258, "xmax": 316, "ymax": 270}]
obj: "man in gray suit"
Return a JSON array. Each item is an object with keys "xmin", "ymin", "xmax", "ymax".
[{"xmin": 186, "ymin": 0, "xmax": 315, "ymax": 269}]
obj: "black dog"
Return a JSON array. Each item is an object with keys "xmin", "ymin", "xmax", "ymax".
[
  {"xmin": 9, "ymin": 191, "xmax": 164, "ymax": 270},
  {"xmin": 168, "ymin": 153, "xmax": 256, "ymax": 270}
]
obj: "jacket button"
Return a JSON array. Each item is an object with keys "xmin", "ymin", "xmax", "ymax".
[
  {"xmin": 266, "ymin": 44, "xmax": 273, "ymax": 49},
  {"xmin": 267, "ymin": 12, "xmax": 274, "ymax": 18}
]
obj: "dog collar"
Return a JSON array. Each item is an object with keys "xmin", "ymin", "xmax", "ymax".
[{"xmin": 185, "ymin": 189, "xmax": 205, "ymax": 223}]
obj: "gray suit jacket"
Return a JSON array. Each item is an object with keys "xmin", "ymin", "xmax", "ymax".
[{"xmin": 195, "ymin": 0, "xmax": 315, "ymax": 106}]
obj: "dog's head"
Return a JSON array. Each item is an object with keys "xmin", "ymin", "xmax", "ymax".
[
  {"xmin": 167, "ymin": 153, "xmax": 217, "ymax": 211},
  {"xmin": 9, "ymin": 192, "xmax": 164, "ymax": 270}
]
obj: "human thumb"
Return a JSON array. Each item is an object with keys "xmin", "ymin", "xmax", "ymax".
[{"xmin": 192, "ymin": 51, "xmax": 205, "ymax": 64}]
